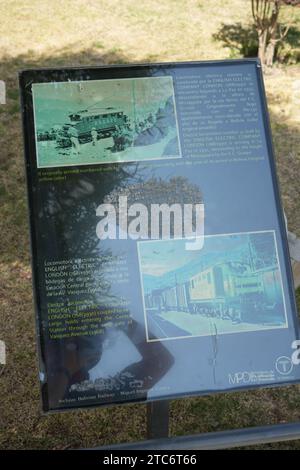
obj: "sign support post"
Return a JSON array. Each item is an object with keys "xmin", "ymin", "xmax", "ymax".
[{"xmin": 147, "ymin": 401, "xmax": 170, "ymax": 439}]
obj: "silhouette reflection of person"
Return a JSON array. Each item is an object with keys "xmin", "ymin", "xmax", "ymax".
[
  {"xmin": 38, "ymin": 172, "xmax": 180, "ymax": 411},
  {"xmin": 91, "ymin": 127, "xmax": 98, "ymax": 146},
  {"xmin": 47, "ymin": 319, "xmax": 174, "ymax": 409},
  {"xmin": 68, "ymin": 125, "xmax": 80, "ymax": 155}
]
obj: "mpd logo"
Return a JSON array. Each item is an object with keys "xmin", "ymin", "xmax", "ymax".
[
  {"xmin": 228, "ymin": 372, "xmax": 255, "ymax": 385},
  {"xmin": 228, "ymin": 370, "xmax": 275, "ymax": 385}
]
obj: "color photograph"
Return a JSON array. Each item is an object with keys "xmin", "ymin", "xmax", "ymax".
[
  {"xmin": 138, "ymin": 231, "xmax": 288, "ymax": 341},
  {"xmin": 32, "ymin": 76, "xmax": 181, "ymax": 168}
]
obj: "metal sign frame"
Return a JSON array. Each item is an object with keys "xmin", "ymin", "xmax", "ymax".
[{"xmin": 19, "ymin": 60, "xmax": 300, "ymax": 448}]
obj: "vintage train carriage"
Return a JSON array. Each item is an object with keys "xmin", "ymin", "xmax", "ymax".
[
  {"xmin": 260, "ymin": 267, "xmax": 282, "ymax": 304},
  {"xmin": 160, "ymin": 283, "xmax": 190, "ymax": 312},
  {"xmin": 56, "ymin": 107, "xmax": 127, "ymax": 148},
  {"xmin": 145, "ymin": 282, "xmax": 190, "ymax": 314},
  {"xmin": 162, "ymin": 286, "xmax": 177, "ymax": 310},
  {"xmin": 144, "ymin": 289, "xmax": 164, "ymax": 311},
  {"xmin": 176, "ymin": 282, "xmax": 190, "ymax": 311}
]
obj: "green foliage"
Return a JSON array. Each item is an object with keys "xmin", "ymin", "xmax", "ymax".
[
  {"xmin": 93, "ymin": 41, "xmax": 104, "ymax": 49},
  {"xmin": 277, "ymin": 26, "xmax": 300, "ymax": 63}
]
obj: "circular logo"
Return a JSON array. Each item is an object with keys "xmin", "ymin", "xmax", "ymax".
[{"xmin": 275, "ymin": 356, "xmax": 293, "ymax": 375}]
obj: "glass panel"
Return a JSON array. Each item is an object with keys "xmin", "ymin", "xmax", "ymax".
[{"xmin": 19, "ymin": 60, "xmax": 300, "ymax": 412}]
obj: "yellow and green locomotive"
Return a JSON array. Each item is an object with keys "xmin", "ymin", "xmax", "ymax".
[{"xmin": 145, "ymin": 261, "xmax": 282, "ymax": 323}]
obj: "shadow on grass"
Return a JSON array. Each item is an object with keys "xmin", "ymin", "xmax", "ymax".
[
  {"xmin": 213, "ymin": 22, "xmax": 300, "ymax": 62},
  {"xmin": 213, "ymin": 22, "xmax": 258, "ymax": 58}
]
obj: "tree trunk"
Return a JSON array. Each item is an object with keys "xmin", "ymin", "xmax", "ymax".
[
  {"xmin": 258, "ymin": 29, "xmax": 268, "ymax": 65},
  {"xmin": 265, "ymin": 38, "xmax": 277, "ymax": 67},
  {"xmin": 251, "ymin": 0, "xmax": 283, "ymax": 67}
]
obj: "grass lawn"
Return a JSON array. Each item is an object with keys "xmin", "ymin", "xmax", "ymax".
[{"xmin": 0, "ymin": 0, "xmax": 300, "ymax": 449}]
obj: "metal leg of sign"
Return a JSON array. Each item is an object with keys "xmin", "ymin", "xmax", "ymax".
[{"xmin": 146, "ymin": 400, "xmax": 170, "ymax": 439}]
